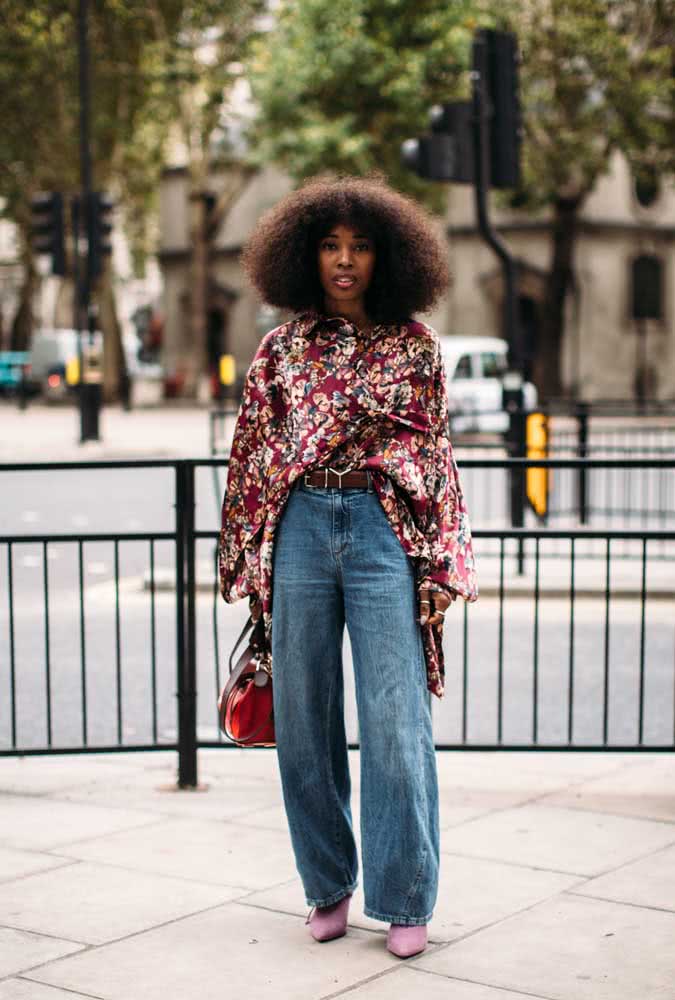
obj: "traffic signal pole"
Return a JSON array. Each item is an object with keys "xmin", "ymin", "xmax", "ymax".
[
  {"xmin": 470, "ymin": 31, "xmax": 521, "ymax": 374},
  {"xmin": 76, "ymin": 0, "xmax": 102, "ymax": 443},
  {"xmin": 400, "ymin": 28, "xmax": 528, "ymax": 570}
]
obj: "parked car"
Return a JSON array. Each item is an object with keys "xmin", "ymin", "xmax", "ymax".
[
  {"xmin": 438, "ymin": 335, "xmax": 538, "ymax": 433},
  {"xmin": 0, "ymin": 351, "xmax": 32, "ymax": 397},
  {"xmin": 26, "ymin": 328, "xmax": 80, "ymax": 402}
]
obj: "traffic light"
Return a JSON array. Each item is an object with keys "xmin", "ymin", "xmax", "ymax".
[
  {"xmin": 30, "ymin": 192, "xmax": 66, "ymax": 276},
  {"xmin": 401, "ymin": 102, "xmax": 474, "ymax": 183},
  {"xmin": 401, "ymin": 29, "xmax": 521, "ymax": 190},
  {"xmin": 481, "ymin": 29, "xmax": 522, "ymax": 190},
  {"xmin": 401, "ymin": 135, "xmax": 454, "ymax": 181},
  {"xmin": 85, "ymin": 191, "xmax": 113, "ymax": 283}
]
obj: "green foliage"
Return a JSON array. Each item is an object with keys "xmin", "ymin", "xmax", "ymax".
[
  {"xmin": 247, "ymin": 0, "xmax": 673, "ymax": 215},
  {"xmin": 487, "ymin": 0, "xmax": 674, "ymax": 211},
  {"xmin": 0, "ymin": 0, "xmax": 263, "ymax": 272},
  {"xmin": 246, "ymin": 0, "xmax": 479, "ymax": 211}
]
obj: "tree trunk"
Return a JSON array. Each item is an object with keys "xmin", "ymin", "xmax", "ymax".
[
  {"xmin": 97, "ymin": 261, "xmax": 128, "ymax": 403},
  {"xmin": 182, "ymin": 165, "xmax": 257, "ymax": 399},
  {"xmin": 184, "ymin": 187, "xmax": 209, "ymax": 399},
  {"xmin": 535, "ymin": 196, "xmax": 582, "ymax": 402},
  {"xmin": 10, "ymin": 236, "xmax": 36, "ymax": 352}
]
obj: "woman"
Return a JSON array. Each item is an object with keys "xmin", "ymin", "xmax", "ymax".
[{"xmin": 219, "ymin": 174, "xmax": 477, "ymax": 958}]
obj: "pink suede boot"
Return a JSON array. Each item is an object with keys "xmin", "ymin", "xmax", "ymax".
[
  {"xmin": 386, "ymin": 923, "xmax": 428, "ymax": 958},
  {"xmin": 306, "ymin": 893, "xmax": 352, "ymax": 942}
]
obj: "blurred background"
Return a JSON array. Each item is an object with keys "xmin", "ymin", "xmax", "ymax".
[{"xmin": 0, "ymin": 0, "xmax": 672, "ymax": 413}]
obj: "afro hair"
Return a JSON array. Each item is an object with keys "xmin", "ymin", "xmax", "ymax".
[{"xmin": 241, "ymin": 173, "xmax": 450, "ymax": 325}]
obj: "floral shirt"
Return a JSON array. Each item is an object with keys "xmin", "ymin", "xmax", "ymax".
[{"xmin": 219, "ymin": 309, "xmax": 478, "ymax": 698}]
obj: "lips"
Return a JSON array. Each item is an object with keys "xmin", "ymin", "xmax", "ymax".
[{"xmin": 333, "ymin": 276, "xmax": 356, "ymax": 288}]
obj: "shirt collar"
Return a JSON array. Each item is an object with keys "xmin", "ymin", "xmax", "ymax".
[{"xmin": 294, "ymin": 309, "xmax": 387, "ymax": 339}]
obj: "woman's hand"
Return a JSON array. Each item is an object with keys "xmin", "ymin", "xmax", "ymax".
[{"xmin": 418, "ymin": 586, "xmax": 455, "ymax": 627}]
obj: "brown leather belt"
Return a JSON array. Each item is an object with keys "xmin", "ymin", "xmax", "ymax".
[{"xmin": 303, "ymin": 467, "xmax": 372, "ymax": 489}]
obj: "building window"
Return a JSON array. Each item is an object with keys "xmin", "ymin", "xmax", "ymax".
[
  {"xmin": 631, "ymin": 255, "xmax": 663, "ymax": 321},
  {"xmin": 634, "ymin": 166, "xmax": 660, "ymax": 208}
]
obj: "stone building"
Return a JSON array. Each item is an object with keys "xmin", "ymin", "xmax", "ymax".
[
  {"xmin": 447, "ymin": 150, "xmax": 674, "ymax": 401},
  {"xmin": 158, "ymin": 150, "xmax": 674, "ymax": 401}
]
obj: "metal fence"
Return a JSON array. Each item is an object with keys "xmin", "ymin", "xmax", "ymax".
[
  {"xmin": 1, "ymin": 458, "xmax": 674, "ymax": 787},
  {"xmin": 211, "ymin": 403, "xmax": 675, "ymax": 528}
]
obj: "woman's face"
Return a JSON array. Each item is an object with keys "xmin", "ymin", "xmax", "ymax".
[{"xmin": 317, "ymin": 222, "xmax": 376, "ymax": 310}]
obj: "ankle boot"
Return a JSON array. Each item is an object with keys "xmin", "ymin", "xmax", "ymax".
[
  {"xmin": 306, "ymin": 893, "xmax": 352, "ymax": 942},
  {"xmin": 386, "ymin": 922, "xmax": 428, "ymax": 958}
]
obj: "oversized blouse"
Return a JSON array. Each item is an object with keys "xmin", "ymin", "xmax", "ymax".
[{"xmin": 218, "ymin": 309, "xmax": 478, "ymax": 698}]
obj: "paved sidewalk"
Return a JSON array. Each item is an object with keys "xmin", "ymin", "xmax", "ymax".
[
  {"xmin": 0, "ymin": 403, "xmax": 218, "ymax": 462},
  {"xmin": 1, "ymin": 748, "xmax": 674, "ymax": 999}
]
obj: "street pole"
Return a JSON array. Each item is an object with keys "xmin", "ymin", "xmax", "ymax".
[
  {"xmin": 471, "ymin": 31, "xmax": 522, "ymax": 371},
  {"xmin": 76, "ymin": 0, "xmax": 101, "ymax": 442},
  {"xmin": 471, "ymin": 31, "xmax": 525, "ymax": 571}
]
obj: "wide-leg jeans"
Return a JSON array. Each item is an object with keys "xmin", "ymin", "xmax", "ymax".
[{"xmin": 271, "ymin": 476, "xmax": 440, "ymax": 925}]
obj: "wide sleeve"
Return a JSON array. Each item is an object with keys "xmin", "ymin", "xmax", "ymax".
[
  {"xmin": 218, "ymin": 342, "xmax": 271, "ymax": 605},
  {"xmin": 418, "ymin": 336, "xmax": 478, "ymax": 603}
]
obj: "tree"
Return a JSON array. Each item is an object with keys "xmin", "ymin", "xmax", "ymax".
[
  {"xmin": 0, "ymin": 2, "xmax": 179, "ymax": 396},
  {"xmin": 0, "ymin": 2, "xmax": 265, "ymax": 399},
  {"xmin": 487, "ymin": 0, "xmax": 674, "ymax": 397},
  {"xmin": 246, "ymin": 0, "xmax": 477, "ymax": 213},
  {"xmin": 247, "ymin": 0, "xmax": 673, "ymax": 399},
  {"xmin": 147, "ymin": 1, "xmax": 265, "ymax": 397}
]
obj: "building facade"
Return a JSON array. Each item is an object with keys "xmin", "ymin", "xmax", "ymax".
[{"xmin": 158, "ymin": 150, "xmax": 674, "ymax": 401}]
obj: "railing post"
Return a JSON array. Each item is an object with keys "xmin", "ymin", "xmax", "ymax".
[
  {"xmin": 576, "ymin": 401, "xmax": 589, "ymax": 525},
  {"xmin": 507, "ymin": 405, "xmax": 526, "ymax": 574},
  {"xmin": 175, "ymin": 460, "xmax": 198, "ymax": 788}
]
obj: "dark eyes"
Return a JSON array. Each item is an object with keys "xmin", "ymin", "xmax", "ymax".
[{"xmin": 321, "ymin": 241, "xmax": 371, "ymax": 251}]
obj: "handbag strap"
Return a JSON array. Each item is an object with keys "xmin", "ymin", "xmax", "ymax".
[{"xmin": 228, "ymin": 615, "xmax": 254, "ymax": 674}]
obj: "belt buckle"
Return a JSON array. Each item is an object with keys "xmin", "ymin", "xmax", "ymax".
[{"xmin": 328, "ymin": 466, "xmax": 343, "ymax": 488}]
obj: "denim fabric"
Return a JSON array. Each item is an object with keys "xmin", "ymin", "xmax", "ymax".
[{"xmin": 271, "ymin": 475, "xmax": 440, "ymax": 925}]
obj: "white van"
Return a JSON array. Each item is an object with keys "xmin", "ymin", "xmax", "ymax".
[{"xmin": 439, "ymin": 335, "xmax": 537, "ymax": 433}]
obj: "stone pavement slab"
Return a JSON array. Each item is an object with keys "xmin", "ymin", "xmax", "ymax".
[
  {"xmin": 0, "ymin": 860, "xmax": 241, "ymax": 945},
  {"xmin": 0, "ymin": 403, "xmax": 211, "ymax": 463},
  {"xmin": 27, "ymin": 902, "xmax": 401, "ymax": 1000},
  {"xmin": 54, "ymin": 769, "xmax": 284, "ymax": 822},
  {"xmin": 345, "ymin": 967, "xmax": 551, "ymax": 999},
  {"xmin": 0, "ymin": 755, "xmax": 147, "ymax": 797},
  {"xmin": 572, "ymin": 840, "xmax": 675, "ymax": 912},
  {"xmin": 0, "ymin": 850, "xmax": 70, "ymax": 885},
  {"xmin": 415, "ymin": 892, "xmax": 675, "ymax": 1000},
  {"xmin": 0, "ymin": 795, "xmax": 160, "ymax": 852},
  {"xmin": 0, "ymin": 928, "xmax": 83, "ymax": 980},
  {"xmin": 0, "ymin": 982, "xmax": 99, "ymax": 1000},
  {"xmin": 542, "ymin": 754, "xmax": 675, "ymax": 822},
  {"xmin": 1, "ymin": 749, "xmax": 674, "ymax": 999},
  {"xmin": 240, "ymin": 852, "xmax": 578, "ymax": 944},
  {"xmin": 439, "ymin": 801, "xmax": 675, "ymax": 875},
  {"xmin": 53, "ymin": 816, "xmax": 297, "ymax": 890}
]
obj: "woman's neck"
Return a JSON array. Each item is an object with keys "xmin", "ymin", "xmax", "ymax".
[{"xmin": 322, "ymin": 297, "xmax": 371, "ymax": 331}]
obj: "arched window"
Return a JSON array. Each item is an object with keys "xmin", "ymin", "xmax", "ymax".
[
  {"xmin": 634, "ymin": 166, "xmax": 660, "ymax": 208},
  {"xmin": 631, "ymin": 255, "xmax": 663, "ymax": 320}
]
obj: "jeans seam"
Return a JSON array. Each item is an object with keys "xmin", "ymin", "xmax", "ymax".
[
  {"xmin": 403, "ymin": 846, "xmax": 428, "ymax": 916},
  {"xmin": 324, "ymin": 659, "xmax": 352, "ymax": 886},
  {"xmin": 401, "ymin": 730, "xmax": 429, "ymax": 917}
]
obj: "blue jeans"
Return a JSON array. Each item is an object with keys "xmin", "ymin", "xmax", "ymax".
[{"xmin": 271, "ymin": 475, "xmax": 440, "ymax": 925}]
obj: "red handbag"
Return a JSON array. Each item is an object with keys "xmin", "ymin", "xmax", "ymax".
[{"xmin": 218, "ymin": 615, "xmax": 275, "ymax": 748}]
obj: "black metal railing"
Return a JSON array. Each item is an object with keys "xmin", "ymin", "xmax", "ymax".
[{"xmin": 1, "ymin": 458, "xmax": 673, "ymax": 787}]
